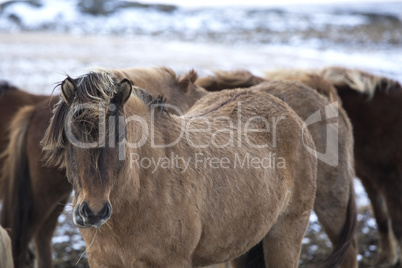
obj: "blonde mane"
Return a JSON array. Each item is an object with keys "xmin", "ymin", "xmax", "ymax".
[
  {"xmin": 265, "ymin": 66, "xmax": 400, "ymax": 99},
  {"xmin": 318, "ymin": 66, "xmax": 398, "ymax": 98}
]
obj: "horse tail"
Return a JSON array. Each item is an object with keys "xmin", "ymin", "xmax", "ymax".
[
  {"xmin": 195, "ymin": 70, "xmax": 265, "ymax": 92},
  {"xmin": 0, "ymin": 105, "xmax": 36, "ymax": 267},
  {"xmin": 319, "ymin": 182, "xmax": 357, "ymax": 268}
]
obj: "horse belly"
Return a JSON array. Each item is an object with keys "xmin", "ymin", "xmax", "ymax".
[
  {"xmin": 192, "ymin": 175, "xmax": 289, "ymax": 266},
  {"xmin": 192, "ymin": 210, "xmax": 277, "ymax": 266}
]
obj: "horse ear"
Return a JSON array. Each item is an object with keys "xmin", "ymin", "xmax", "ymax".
[
  {"xmin": 116, "ymin": 79, "xmax": 132, "ymax": 106},
  {"xmin": 61, "ymin": 77, "xmax": 76, "ymax": 105},
  {"xmin": 178, "ymin": 70, "xmax": 198, "ymax": 92}
]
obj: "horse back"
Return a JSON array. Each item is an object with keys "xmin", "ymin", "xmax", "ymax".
[{"xmin": 0, "ymin": 84, "xmax": 47, "ymax": 155}]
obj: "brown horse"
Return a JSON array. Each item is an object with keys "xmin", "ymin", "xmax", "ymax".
[
  {"xmin": 42, "ymin": 70, "xmax": 317, "ymax": 267},
  {"xmin": 3, "ymin": 68, "xmax": 354, "ymax": 267},
  {"xmin": 264, "ymin": 67, "xmax": 402, "ymax": 267},
  {"xmin": 3, "ymin": 67, "xmax": 358, "ymax": 267},
  {"xmin": 0, "ymin": 224, "xmax": 14, "ymax": 268},
  {"xmin": 0, "ymin": 82, "xmax": 56, "ymax": 268},
  {"xmin": 0, "ymin": 98, "xmax": 72, "ymax": 268},
  {"xmin": 319, "ymin": 67, "xmax": 402, "ymax": 267},
  {"xmin": 0, "ymin": 81, "xmax": 47, "ymax": 160},
  {"xmin": 197, "ymin": 71, "xmax": 358, "ymax": 268},
  {"xmin": 0, "ymin": 67, "xmax": 209, "ymax": 268}
]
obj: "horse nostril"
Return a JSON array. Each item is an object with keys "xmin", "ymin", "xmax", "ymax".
[
  {"xmin": 98, "ymin": 202, "xmax": 112, "ymax": 220},
  {"xmin": 79, "ymin": 202, "xmax": 93, "ymax": 219},
  {"xmin": 77, "ymin": 202, "xmax": 111, "ymax": 227}
]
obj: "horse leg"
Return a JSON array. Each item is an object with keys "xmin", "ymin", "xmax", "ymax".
[
  {"xmin": 313, "ymin": 172, "xmax": 358, "ymax": 268},
  {"xmin": 230, "ymin": 242, "xmax": 265, "ymax": 268},
  {"xmin": 33, "ymin": 196, "xmax": 69, "ymax": 268},
  {"xmin": 360, "ymin": 175, "xmax": 398, "ymax": 267},
  {"xmin": 262, "ymin": 206, "xmax": 311, "ymax": 267},
  {"xmin": 230, "ymin": 254, "xmax": 247, "ymax": 268},
  {"xmin": 382, "ymin": 178, "xmax": 402, "ymax": 266}
]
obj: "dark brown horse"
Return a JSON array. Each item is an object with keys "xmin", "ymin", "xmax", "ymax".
[
  {"xmin": 320, "ymin": 67, "xmax": 402, "ymax": 267},
  {"xmin": 42, "ymin": 70, "xmax": 317, "ymax": 267},
  {"xmin": 0, "ymin": 81, "xmax": 47, "ymax": 160},
  {"xmin": 0, "ymin": 82, "xmax": 57, "ymax": 268}
]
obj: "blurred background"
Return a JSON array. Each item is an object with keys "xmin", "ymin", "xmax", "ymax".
[{"xmin": 0, "ymin": 0, "xmax": 401, "ymax": 267}]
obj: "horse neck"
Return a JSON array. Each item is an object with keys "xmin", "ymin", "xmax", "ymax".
[{"xmin": 337, "ymin": 84, "xmax": 402, "ymax": 129}]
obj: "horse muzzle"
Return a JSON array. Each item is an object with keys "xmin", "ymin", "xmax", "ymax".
[{"xmin": 73, "ymin": 202, "xmax": 112, "ymax": 228}]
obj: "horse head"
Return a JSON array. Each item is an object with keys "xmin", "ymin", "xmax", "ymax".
[{"xmin": 44, "ymin": 71, "xmax": 132, "ymax": 228}]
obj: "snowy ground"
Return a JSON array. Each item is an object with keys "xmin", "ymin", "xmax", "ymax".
[
  {"xmin": 1, "ymin": 31, "xmax": 401, "ymax": 96},
  {"xmin": 1, "ymin": 0, "xmax": 402, "ymax": 267},
  {"xmin": 1, "ymin": 0, "xmax": 402, "ymax": 85}
]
